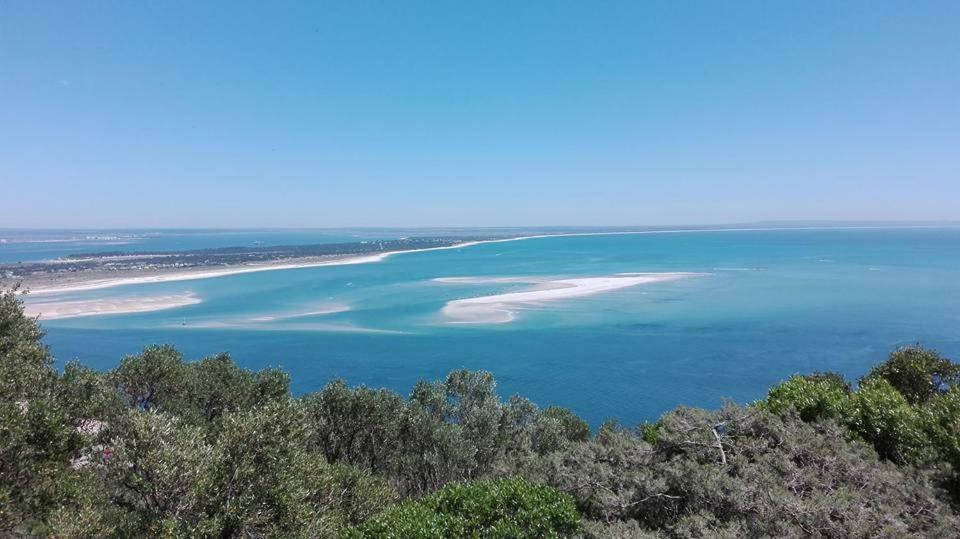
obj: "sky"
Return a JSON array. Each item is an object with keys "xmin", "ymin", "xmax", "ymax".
[{"xmin": 1, "ymin": 1, "xmax": 958, "ymax": 228}]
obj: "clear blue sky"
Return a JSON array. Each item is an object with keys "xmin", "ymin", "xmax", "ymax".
[{"xmin": 1, "ymin": 1, "xmax": 957, "ymax": 228}]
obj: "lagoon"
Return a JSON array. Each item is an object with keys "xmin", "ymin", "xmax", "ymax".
[{"xmin": 18, "ymin": 227, "xmax": 960, "ymax": 426}]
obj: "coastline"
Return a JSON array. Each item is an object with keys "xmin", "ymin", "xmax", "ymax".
[
  {"xmin": 21, "ymin": 253, "xmax": 391, "ymax": 295},
  {"xmin": 17, "ymin": 238, "xmax": 504, "ymax": 295},
  {"xmin": 8, "ymin": 225, "xmax": 939, "ymax": 296}
]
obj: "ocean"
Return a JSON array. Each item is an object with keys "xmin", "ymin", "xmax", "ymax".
[{"xmin": 6, "ymin": 227, "xmax": 960, "ymax": 426}]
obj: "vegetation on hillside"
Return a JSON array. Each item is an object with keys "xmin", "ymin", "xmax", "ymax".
[{"xmin": 2, "ymin": 288, "xmax": 959, "ymax": 537}]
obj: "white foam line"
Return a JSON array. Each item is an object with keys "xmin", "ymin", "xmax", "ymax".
[
  {"xmin": 249, "ymin": 304, "xmax": 350, "ymax": 322},
  {"xmin": 433, "ymin": 276, "xmax": 545, "ymax": 285},
  {"xmin": 179, "ymin": 320, "xmax": 408, "ymax": 334},
  {"xmin": 25, "ymin": 225, "xmax": 931, "ymax": 295},
  {"xmin": 443, "ymin": 272, "xmax": 702, "ymax": 324}
]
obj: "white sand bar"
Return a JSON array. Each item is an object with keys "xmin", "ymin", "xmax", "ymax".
[
  {"xmin": 443, "ymin": 273, "xmax": 701, "ymax": 324},
  {"xmin": 24, "ymin": 292, "xmax": 201, "ymax": 320}
]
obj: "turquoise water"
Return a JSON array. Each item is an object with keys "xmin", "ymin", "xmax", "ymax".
[{"xmin": 26, "ymin": 228, "xmax": 960, "ymax": 426}]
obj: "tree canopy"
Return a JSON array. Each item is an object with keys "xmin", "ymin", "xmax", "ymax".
[{"xmin": 2, "ymin": 287, "xmax": 959, "ymax": 537}]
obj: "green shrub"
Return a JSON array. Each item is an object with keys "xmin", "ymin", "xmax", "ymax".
[
  {"xmin": 847, "ymin": 377, "xmax": 926, "ymax": 463},
  {"xmin": 540, "ymin": 404, "xmax": 960, "ymax": 536},
  {"xmin": 921, "ymin": 386, "xmax": 960, "ymax": 466},
  {"xmin": 764, "ymin": 374, "xmax": 852, "ymax": 422},
  {"xmin": 347, "ymin": 477, "xmax": 581, "ymax": 538},
  {"xmin": 638, "ymin": 420, "xmax": 661, "ymax": 444},
  {"xmin": 801, "ymin": 370, "xmax": 852, "ymax": 390},
  {"xmin": 920, "ymin": 386, "xmax": 960, "ymax": 496},
  {"xmin": 862, "ymin": 346, "xmax": 960, "ymax": 405},
  {"xmin": 532, "ymin": 406, "xmax": 590, "ymax": 454},
  {"xmin": 0, "ymin": 289, "xmax": 81, "ymax": 533}
]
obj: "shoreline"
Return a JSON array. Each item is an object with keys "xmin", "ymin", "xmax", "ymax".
[
  {"xmin": 9, "ymin": 225, "xmax": 937, "ymax": 296},
  {"xmin": 21, "ymin": 253, "xmax": 392, "ymax": 295},
  {"xmin": 18, "ymin": 238, "xmax": 504, "ymax": 295}
]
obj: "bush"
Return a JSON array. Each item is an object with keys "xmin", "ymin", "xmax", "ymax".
[
  {"xmin": 764, "ymin": 373, "xmax": 851, "ymax": 422},
  {"xmin": 862, "ymin": 346, "xmax": 960, "ymax": 405},
  {"xmin": 103, "ymin": 402, "xmax": 396, "ymax": 537},
  {"xmin": 920, "ymin": 386, "xmax": 960, "ymax": 496},
  {"xmin": 4, "ymin": 287, "xmax": 960, "ymax": 536},
  {"xmin": 0, "ymin": 289, "xmax": 81, "ymax": 533},
  {"xmin": 846, "ymin": 377, "xmax": 926, "ymax": 464},
  {"xmin": 532, "ymin": 406, "xmax": 591, "ymax": 454},
  {"xmin": 921, "ymin": 387, "xmax": 960, "ymax": 466},
  {"xmin": 347, "ymin": 477, "xmax": 581, "ymax": 538},
  {"xmin": 764, "ymin": 349, "xmax": 960, "ymax": 467},
  {"xmin": 108, "ymin": 347, "xmax": 289, "ymax": 422},
  {"xmin": 538, "ymin": 405, "xmax": 959, "ymax": 536}
]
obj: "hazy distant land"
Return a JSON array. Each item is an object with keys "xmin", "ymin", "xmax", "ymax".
[{"xmin": 0, "ymin": 236, "xmax": 494, "ymax": 294}]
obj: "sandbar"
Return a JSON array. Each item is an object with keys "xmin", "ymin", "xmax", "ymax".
[
  {"xmin": 24, "ymin": 292, "xmax": 201, "ymax": 320},
  {"xmin": 442, "ymin": 272, "xmax": 701, "ymax": 324}
]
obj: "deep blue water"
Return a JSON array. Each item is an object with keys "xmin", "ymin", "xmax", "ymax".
[{"xmin": 19, "ymin": 227, "xmax": 960, "ymax": 426}]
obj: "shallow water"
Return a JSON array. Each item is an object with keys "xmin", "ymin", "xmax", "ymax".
[{"xmin": 25, "ymin": 227, "xmax": 960, "ymax": 426}]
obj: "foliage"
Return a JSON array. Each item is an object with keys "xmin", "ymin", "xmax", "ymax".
[
  {"xmin": 801, "ymin": 370, "xmax": 852, "ymax": 391},
  {"xmin": 846, "ymin": 377, "xmax": 927, "ymax": 463},
  {"xmin": 104, "ymin": 409, "xmax": 211, "ymax": 535},
  {"xmin": 533, "ymin": 406, "xmax": 591, "ymax": 454},
  {"xmin": 763, "ymin": 348, "xmax": 960, "ymax": 470},
  {"xmin": 347, "ymin": 477, "xmax": 581, "ymax": 538},
  {"xmin": 764, "ymin": 373, "xmax": 852, "ymax": 422},
  {"xmin": 305, "ymin": 370, "xmax": 587, "ymax": 498},
  {"xmin": 921, "ymin": 387, "xmax": 960, "ymax": 468},
  {"xmin": 186, "ymin": 352, "xmax": 290, "ymax": 422},
  {"xmin": 0, "ymin": 289, "xmax": 81, "ymax": 533},
  {"xmin": 100, "ymin": 400, "xmax": 395, "ymax": 537},
  {"xmin": 535, "ymin": 405, "xmax": 958, "ymax": 537},
  {"xmin": 109, "ymin": 346, "xmax": 289, "ymax": 421},
  {"xmin": 59, "ymin": 361, "xmax": 125, "ymax": 427},
  {"xmin": 4, "ymin": 286, "xmax": 960, "ymax": 537},
  {"xmin": 862, "ymin": 345, "xmax": 960, "ymax": 405},
  {"xmin": 0, "ymin": 286, "xmax": 53, "ymax": 397}
]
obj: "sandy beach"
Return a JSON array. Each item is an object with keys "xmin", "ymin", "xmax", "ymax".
[
  {"xmin": 21, "ymin": 239, "xmax": 497, "ymax": 295},
  {"xmin": 442, "ymin": 272, "xmax": 700, "ymax": 324},
  {"xmin": 23, "ymin": 253, "xmax": 391, "ymax": 295}
]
